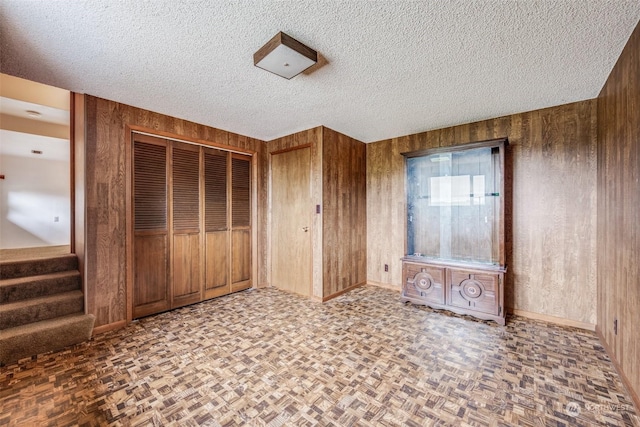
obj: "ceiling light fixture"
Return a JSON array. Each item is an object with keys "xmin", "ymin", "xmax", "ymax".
[
  {"xmin": 254, "ymin": 32, "xmax": 317, "ymax": 79},
  {"xmin": 26, "ymin": 110, "xmax": 42, "ymax": 118}
]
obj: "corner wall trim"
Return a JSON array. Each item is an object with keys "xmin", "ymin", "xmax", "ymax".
[
  {"xmin": 322, "ymin": 282, "xmax": 365, "ymax": 302},
  {"xmin": 595, "ymin": 325, "xmax": 640, "ymax": 414},
  {"xmin": 92, "ymin": 320, "xmax": 127, "ymax": 336},
  {"xmin": 366, "ymin": 281, "xmax": 401, "ymax": 292},
  {"xmin": 509, "ymin": 308, "xmax": 595, "ymax": 331}
]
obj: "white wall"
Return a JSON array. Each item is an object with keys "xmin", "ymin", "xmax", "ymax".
[{"xmin": 0, "ymin": 130, "xmax": 70, "ymax": 249}]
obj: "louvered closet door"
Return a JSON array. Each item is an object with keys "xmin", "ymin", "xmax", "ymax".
[
  {"xmin": 171, "ymin": 143, "xmax": 202, "ymax": 307},
  {"xmin": 133, "ymin": 135, "xmax": 170, "ymax": 318},
  {"xmin": 204, "ymin": 148, "xmax": 229, "ymax": 299},
  {"xmin": 231, "ymin": 154, "xmax": 251, "ymax": 291}
]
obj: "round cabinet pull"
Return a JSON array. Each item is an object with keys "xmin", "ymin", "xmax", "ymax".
[{"xmin": 302, "ymin": 227, "xmax": 309, "ymax": 232}]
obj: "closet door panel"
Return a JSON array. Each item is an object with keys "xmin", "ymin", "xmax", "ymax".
[
  {"xmin": 231, "ymin": 154, "xmax": 251, "ymax": 290},
  {"xmin": 204, "ymin": 148, "xmax": 230, "ymax": 298},
  {"xmin": 171, "ymin": 145, "xmax": 201, "ymax": 307},
  {"xmin": 205, "ymin": 231, "xmax": 229, "ymax": 298},
  {"xmin": 133, "ymin": 234, "xmax": 169, "ymax": 317},
  {"xmin": 173, "ymin": 233, "xmax": 201, "ymax": 305},
  {"xmin": 231, "ymin": 156, "xmax": 251, "ymax": 228},
  {"xmin": 232, "ymin": 229, "xmax": 251, "ymax": 290},
  {"xmin": 132, "ymin": 137, "xmax": 169, "ymax": 318}
]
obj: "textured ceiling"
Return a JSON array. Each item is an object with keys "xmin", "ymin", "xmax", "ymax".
[{"xmin": 1, "ymin": 1, "xmax": 639, "ymax": 143}]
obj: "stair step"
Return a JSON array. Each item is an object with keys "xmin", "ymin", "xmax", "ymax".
[
  {"xmin": 0, "ymin": 290, "xmax": 84, "ymax": 329},
  {"xmin": 0, "ymin": 254, "xmax": 78, "ymax": 280},
  {"xmin": 0, "ymin": 271, "xmax": 81, "ymax": 303},
  {"xmin": 0, "ymin": 313, "xmax": 95, "ymax": 366}
]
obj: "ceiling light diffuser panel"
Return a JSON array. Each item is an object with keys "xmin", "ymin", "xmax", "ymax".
[{"xmin": 254, "ymin": 32, "xmax": 317, "ymax": 79}]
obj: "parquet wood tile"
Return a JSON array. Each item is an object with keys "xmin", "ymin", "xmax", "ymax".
[{"xmin": 0, "ymin": 286, "xmax": 638, "ymax": 426}]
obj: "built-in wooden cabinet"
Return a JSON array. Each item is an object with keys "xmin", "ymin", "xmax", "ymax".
[
  {"xmin": 401, "ymin": 138, "xmax": 507, "ymax": 325},
  {"xmin": 132, "ymin": 133, "xmax": 251, "ymax": 318}
]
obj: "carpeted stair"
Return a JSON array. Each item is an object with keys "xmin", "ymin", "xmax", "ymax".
[{"xmin": 0, "ymin": 254, "xmax": 95, "ymax": 366}]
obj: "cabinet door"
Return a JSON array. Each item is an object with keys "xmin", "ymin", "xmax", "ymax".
[
  {"xmin": 402, "ymin": 262, "xmax": 445, "ymax": 305},
  {"xmin": 171, "ymin": 144, "xmax": 202, "ymax": 307},
  {"xmin": 133, "ymin": 137, "xmax": 170, "ymax": 318},
  {"xmin": 447, "ymin": 268, "xmax": 500, "ymax": 315}
]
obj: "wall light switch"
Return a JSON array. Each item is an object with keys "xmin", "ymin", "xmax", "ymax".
[{"xmin": 54, "ymin": 216, "xmax": 59, "ymax": 222}]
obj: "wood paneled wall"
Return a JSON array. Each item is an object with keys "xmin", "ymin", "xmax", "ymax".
[
  {"xmin": 367, "ymin": 100, "xmax": 597, "ymax": 325},
  {"xmin": 596, "ymin": 21, "xmax": 640, "ymax": 408},
  {"xmin": 80, "ymin": 95, "xmax": 267, "ymax": 330},
  {"xmin": 267, "ymin": 127, "xmax": 367, "ymax": 300},
  {"xmin": 322, "ymin": 128, "xmax": 366, "ymax": 298}
]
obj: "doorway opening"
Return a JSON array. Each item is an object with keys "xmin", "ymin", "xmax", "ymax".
[{"xmin": 0, "ymin": 73, "xmax": 71, "ymax": 261}]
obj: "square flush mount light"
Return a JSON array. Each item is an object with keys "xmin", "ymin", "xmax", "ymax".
[{"xmin": 254, "ymin": 32, "xmax": 317, "ymax": 79}]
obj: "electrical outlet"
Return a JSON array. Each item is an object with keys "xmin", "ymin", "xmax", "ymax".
[
  {"xmin": 54, "ymin": 216, "xmax": 59, "ymax": 222},
  {"xmin": 384, "ymin": 264, "xmax": 389, "ymax": 272},
  {"xmin": 614, "ymin": 318, "xmax": 618, "ymax": 335}
]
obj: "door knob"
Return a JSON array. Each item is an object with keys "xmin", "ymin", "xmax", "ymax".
[{"xmin": 302, "ymin": 227, "xmax": 309, "ymax": 232}]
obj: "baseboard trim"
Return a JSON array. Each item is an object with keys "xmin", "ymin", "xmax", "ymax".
[
  {"xmin": 509, "ymin": 309, "xmax": 595, "ymax": 331},
  {"xmin": 92, "ymin": 320, "xmax": 127, "ymax": 336},
  {"xmin": 322, "ymin": 282, "xmax": 365, "ymax": 302},
  {"xmin": 595, "ymin": 325, "xmax": 640, "ymax": 414},
  {"xmin": 366, "ymin": 281, "xmax": 401, "ymax": 292}
]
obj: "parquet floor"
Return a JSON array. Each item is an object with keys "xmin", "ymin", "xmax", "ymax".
[{"xmin": 0, "ymin": 286, "xmax": 638, "ymax": 426}]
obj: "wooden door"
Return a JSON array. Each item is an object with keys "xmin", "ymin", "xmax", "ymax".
[
  {"xmin": 271, "ymin": 147, "xmax": 312, "ymax": 296},
  {"xmin": 204, "ymin": 148, "xmax": 229, "ymax": 299},
  {"xmin": 231, "ymin": 154, "xmax": 252, "ymax": 292},
  {"xmin": 132, "ymin": 135, "xmax": 170, "ymax": 318},
  {"xmin": 131, "ymin": 133, "xmax": 253, "ymax": 318},
  {"xmin": 171, "ymin": 142, "xmax": 202, "ymax": 308}
]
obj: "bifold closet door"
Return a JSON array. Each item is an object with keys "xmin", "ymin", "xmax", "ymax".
[
  {"xmin": 132, "ymin": 135, "xmax": 252, "ymax": 318},
  {"xmin": 171, "ymin": 143, "xmax": 202, "ymax": 307},
  {"xmin": 204, "ymin": 148, "xmax": 229, "ymax": 299},
  {"xmin": 132, "ymin": 135, "xmax": 170, "ymax": 318}
]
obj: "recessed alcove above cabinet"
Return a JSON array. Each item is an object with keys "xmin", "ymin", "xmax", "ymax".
[{"xmin": 401, "ymin": 139, "xmax": 508, "ymax": 325}]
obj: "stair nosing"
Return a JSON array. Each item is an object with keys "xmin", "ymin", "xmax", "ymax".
[
  {"xmin": 0, "ymin": 313, "xmax": 93, "ymax": 338},
  {"xmin": 0, "ymin": 289, "xmax": 84, "ymax": 312},
  {"xmin": 0, "ymin": 254, "xmax": 78, "ymax": 280},
  {"xmin": 0, "ymin": 270, "xmax": 81, "ymax": 287},
  {"xmin": 0, "ymin": 253, "xmax": 77, "ymax": 267}
]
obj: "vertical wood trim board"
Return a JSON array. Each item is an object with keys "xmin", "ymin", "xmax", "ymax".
[
  {"xmin": 596, "ymin": 20, "xmax": 640, "ymax": 410},
  {"xmin": 71, "ymin": 93, "xmax": 87, "ymax": 309},
  {"xmin": 321, "ymin": 127, "xmax": 367, "ymax": 298},
  {"xmin": 366, "ymin": 100, "xmax": 597, "ymax": 325}
]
